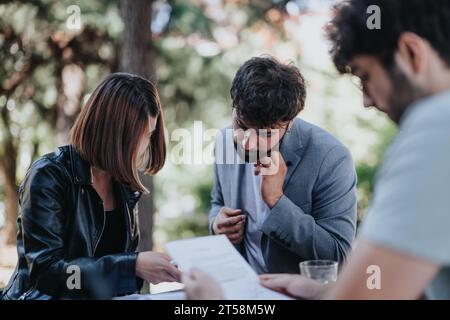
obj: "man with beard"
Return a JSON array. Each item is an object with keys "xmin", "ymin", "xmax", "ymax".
[
  {"xmin": 208, "ymin": 56, "xmax": 357, "ymax": 274},
  {"xmin": 256, "ymin": 0, "xmax": 450, "ymax": 299},
  {"xmin": 183, "ymin": 0, "xmax": 450, "ymax": 301}
]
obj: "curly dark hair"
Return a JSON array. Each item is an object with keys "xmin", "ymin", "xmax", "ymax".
[
  {"xmin": 230, "ymin": 56, "xmax": 306, "ymax": 128},
  {"xmin": 327, "ymin": 0, "xmax": 450, "ymax": 73}
]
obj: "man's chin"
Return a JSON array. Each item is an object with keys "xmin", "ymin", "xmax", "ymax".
[{"xmin": 387, "ymin": 102, "xmax": 413, "ymax": 124}]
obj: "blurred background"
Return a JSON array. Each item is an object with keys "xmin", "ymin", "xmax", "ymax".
[{"xmin": 0, "ymin": 0, "xmax": 396, "ymax": 290}]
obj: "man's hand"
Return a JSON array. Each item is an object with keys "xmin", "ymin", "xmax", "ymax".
[
  {"xmin": 259, "ymin": 274, "xmax": 328, "ymax": 299},
  {"xmin": 255, "ymin": 151, "xmax": 287, "ymax": 208},
  {"xmin": 212, "ymin": 207, "xmax": 246, "ymax": 244},
  {"xmin": 183, "ymin": 268, "xmax": 225, "ymax": 300}
]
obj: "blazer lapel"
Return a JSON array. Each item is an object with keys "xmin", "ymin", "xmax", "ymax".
[{"xmin": 280, "ymin": 118, "xmax": 304, "ymax": 189}]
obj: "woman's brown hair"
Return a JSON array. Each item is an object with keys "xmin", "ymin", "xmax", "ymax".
[{"xmin": 70, "ymin": 72, "xmax": 166, "ymax": 193}]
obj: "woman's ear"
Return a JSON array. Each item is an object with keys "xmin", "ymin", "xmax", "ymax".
[{"xmin": 395, "ymin": 32, "xmax": 429, "ymax": 81}]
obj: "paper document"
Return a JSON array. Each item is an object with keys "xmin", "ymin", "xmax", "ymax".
[
  {"xmin": 165, "ymin": 235, "xmax": 292, "ymax": 300},
  {"xmin": 113, "ymin": 290, "xmax": 186, "ymax": 300}
]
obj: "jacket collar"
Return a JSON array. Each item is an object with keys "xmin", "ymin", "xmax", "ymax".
[
  {"xmin": 280, "ymin": 117, "xmax": 305, "ymax": 189},
  {"xmin": 67, "ymin": 145, "xmax": 92, "ymax": 186}
]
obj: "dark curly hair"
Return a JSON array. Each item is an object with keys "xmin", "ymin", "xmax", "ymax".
[
  {"xmin": 230, "ymin": 56, "xmax": 306, "ymax": 128},
  {"xmin": 327, "ymin": 0, "xmax": 450, "ymax": 73}
]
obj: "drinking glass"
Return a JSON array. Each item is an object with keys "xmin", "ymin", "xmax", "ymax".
[{"xmin": 299, "ymin": 260, "xmax": 338, "ymax": 284}]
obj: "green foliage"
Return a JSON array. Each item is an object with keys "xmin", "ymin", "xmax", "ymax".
[
  {"xmin": 152, "ymin": 0, "xmax": 296, "ymax": 241},
  {"xmin": 1, "ymin": 0, "xmax": 394, "ymax": 244},
  {"xmin": 0, "ymin": 0, "xmax": 120, "ymax": 179},
  {"xmin": 355, "ymin": 117, "xmax": 396, "ymax": 220},
  {"xmin": 167, "ymin": 2, "xmax": 213, "ymax": 37}
]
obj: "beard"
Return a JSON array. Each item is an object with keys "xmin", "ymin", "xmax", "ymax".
[{"xmin": 387, "ymin": 65, "xmax": 427, "ymax": 124}]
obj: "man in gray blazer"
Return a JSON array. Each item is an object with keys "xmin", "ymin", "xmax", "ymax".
[{"xmin": 209, "ymin": 56, "xmax": 357, "ymax": 274}]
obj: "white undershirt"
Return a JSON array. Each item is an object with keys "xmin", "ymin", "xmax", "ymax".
[{"xmin": 241, "ymin": 163, "xmax": 270, "ymax": 274}]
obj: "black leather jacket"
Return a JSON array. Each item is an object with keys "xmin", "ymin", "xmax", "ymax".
[{"xmin": 1, "ymin": 145, "xmax": 143, "ymax": 300}]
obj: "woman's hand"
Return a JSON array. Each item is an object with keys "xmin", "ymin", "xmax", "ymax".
[
  {"xmin": 135, "ymin": 251, "xmax": 181, "ymax": 284},
  {"xmin": 259, "ymin": 274, "xmax": 328, "ymax": 299},
  {"xmin": 182, "ymin": 268, "xmax": 224, "ymax": 300}
]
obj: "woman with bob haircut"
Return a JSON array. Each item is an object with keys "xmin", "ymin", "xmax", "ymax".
[{"xmin": 1, "ymin": 73, "xmax": 181, "ymax": 300}]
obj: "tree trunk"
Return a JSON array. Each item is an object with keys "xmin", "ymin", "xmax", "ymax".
[
  {"xmin": 1, "ymin": 163, "xmax": 18, "ymax": 246},
  {"xmin": 56, "ymin": 64, "xmax": 85, "ymax": 145},
  {"xmin": 120, "ymin": 0, "xmax": 156, "ymax": 254},
  {"xmin": 0, "ymin": 119, "xmax": 18, "ymax": 245}
]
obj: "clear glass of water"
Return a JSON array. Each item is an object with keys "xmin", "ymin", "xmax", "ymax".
[{"xmin": 299, "ymin": 260, "xmax": 338, "ymax": 284}]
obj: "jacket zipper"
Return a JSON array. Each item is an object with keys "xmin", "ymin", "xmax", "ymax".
[
  {"xmin": 120, "ymin": 188, "xmax": 134, "ymax": 250},
  {"xmin": 93, "ymin": 199, "xmax": 106, "ymax": 255},
  {"xmin": 18, "ymin": 286, "xmax": 36, "ymax": 300}
]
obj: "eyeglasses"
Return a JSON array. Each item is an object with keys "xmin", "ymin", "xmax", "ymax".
[{"xmin": 232, "ymin": 120, "xmax": 290, "ymax": 163}]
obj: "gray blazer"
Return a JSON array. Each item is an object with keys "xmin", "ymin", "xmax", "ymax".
[{"xmin": 209, "ymin": 117, "xmax": 357, "ymax": 273}]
